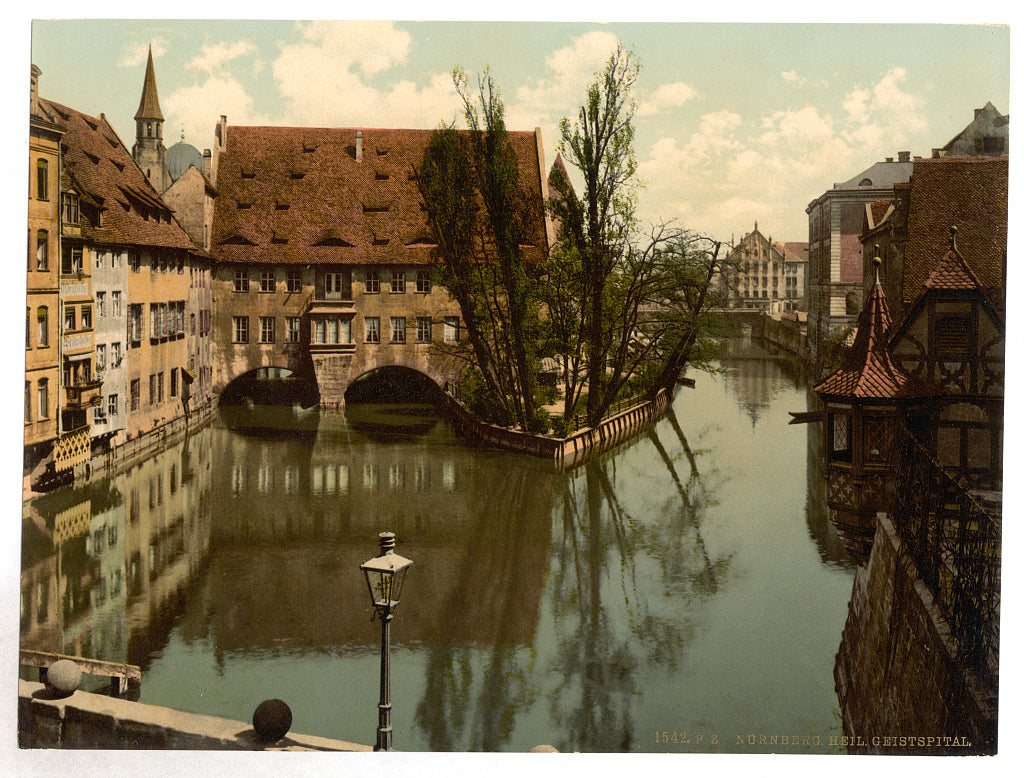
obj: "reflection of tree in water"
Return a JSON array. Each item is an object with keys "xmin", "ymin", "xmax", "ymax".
[
  {"xmin": 413, "ymin": 461, "xmax": 550, "ymax": 751},
  {"xmin": 546, "ymin": 407, "xmax": 733, "ymax": 752}
]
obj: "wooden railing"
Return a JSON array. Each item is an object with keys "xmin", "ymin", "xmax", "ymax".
[{"xmin": 20, "ymin": 649, "xmax": 141, "ymax": 695}]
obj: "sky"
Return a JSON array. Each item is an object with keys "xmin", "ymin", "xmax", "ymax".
[{"xmin": 24, "ymin": 17, "xmax": 1010, "ymax": 243}]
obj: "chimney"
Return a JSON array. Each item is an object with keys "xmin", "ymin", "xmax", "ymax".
[
  {"xmin": 356, "ymin": 131, "xmax": 363, "ymax": 163},
  {"xmin": 885, "ymin": 157, "xmax": 893, "ymax": 163},
  {"xmin": 931, "ymin": 148, "xmax": 945, "ymax": 159},
  {"xmin": 202, "ymin": 149, "xmax": 212, "ymax": 178},
  {"xmin": 898, "ymin": 150, "xmax": 911, "ymax": 163},
  {"xmin": 975, "ymin": 107, "xmax": 984, "ymax": 119},
  {"xmin": 30, "ymin": 64, "xmax": 40, "ymax": 115}
]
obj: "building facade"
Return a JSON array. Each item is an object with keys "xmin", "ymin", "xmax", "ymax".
[
  {"xmin": 25, "ymin": 66, "xmax": 64, "ymax": 475},
  {"xmin": 721, "ymin": 222, "xmax": 808, "ymax": 313},
  {"xmin": 805, "ymin": 153, "xmax": 915, "ymax": 359},
  {"xmin": 206, "ymin": 118, "xmax": 551, "ymax": 405}
]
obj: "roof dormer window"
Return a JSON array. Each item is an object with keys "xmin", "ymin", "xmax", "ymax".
[
  {"xmin": 62, "ymin": 192, "xmax": 79, "ymax": 224},
  {"xmin": 240, "ymin": 169, "xmax": 255, "ymax": 180}
]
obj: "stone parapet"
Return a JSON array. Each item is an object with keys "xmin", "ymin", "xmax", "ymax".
[{"xmin": 18, "ymin": 679, "xmax": 371, "ymax": 751}]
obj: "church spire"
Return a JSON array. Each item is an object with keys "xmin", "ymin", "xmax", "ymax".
[{"xmin": 134, "ymin": 45, "xmax": 164, "ymax": 121}]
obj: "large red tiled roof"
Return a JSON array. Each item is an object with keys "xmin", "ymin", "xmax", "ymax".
[
  {"xmin": 43, "ymin": 99, "xmax": 195, "ymax": 251},
  {"xmin": 902, "ymin": 156, "xmax": 1007, "ymax": 304},
  {"xmin": 781, "ymin": 241, "xmax": 808, "ymax": 262},
  {"xmin": 814, "ymin": 277, "xmax": 935, "ymax": 400},
  {"xmin": 211, "ymin": 125, "xmax": 548, "ymax": 266}
]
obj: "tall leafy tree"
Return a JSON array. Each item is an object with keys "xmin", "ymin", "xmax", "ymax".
[
  {"xmin": 548, "ymin": 45, "xmax": 731, "ymax": 429},
  {"xmin": 419, "ymin": 68, "xmax": 543, "ymax": 430}
]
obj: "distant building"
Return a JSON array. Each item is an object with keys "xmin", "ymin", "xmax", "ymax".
[
  {"xmin": 805, "ymin": 152, "xmax": 915, "ymax": 359},
  {"xmin": 721, "ymin": 222, "xmax": 807, "ymax": 313},
  {"xmin": 936, "ymin": 102, "xmax": 1009, "ymax": 158},
  {"xmin": 131, "ymin": 46, "xmax": 171, "ymax": 195}
]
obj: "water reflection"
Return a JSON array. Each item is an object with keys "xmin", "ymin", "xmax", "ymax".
[{"xmin": 20, "ymin": 341, "xmax": 856, "ymax": 752}]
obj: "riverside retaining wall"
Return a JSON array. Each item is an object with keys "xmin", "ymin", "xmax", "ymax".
[
  {"xmin": 18, "ymin": 679, "xmax": 370, "ymax": 751},
  {"xmin": 833, "ymin": 513, "xmax": 997, "ymax": 755},
  {"xmin": 440, "ymin": 387, "xmax": 673, "ymax": 469}
]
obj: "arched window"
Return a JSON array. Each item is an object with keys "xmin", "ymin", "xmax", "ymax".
[
  {"xmin": 858, "ymin": 178, "xmax": 873, "ymax": 187},
  {"xmin": 36, "ymin": 159, "xmax": 48, "ymax": 200},
  {"xmin": 37, "ymin": 306, "xmax": 48, "ymax": 347},
  {"xmin": 36, "ymin": 230, "xmax": 48, "ymax": 270}
]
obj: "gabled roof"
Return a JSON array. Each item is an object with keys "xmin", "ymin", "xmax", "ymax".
[
  {"xmin": 44, "ymin": 99, "xmax": 194, "ymax": 251},
  {"xmin": 211, "ymin": 125, "xmax": 549, "ymax": 266},
  {"xmin": 814, "ymin": 264, "xmax": 934, "ymax": 400},
  {"xmin": 134, "ymin": 46, "xmax": 164, "ymax": 121},
  {"xmin": 901, "ymin": 156, "xmax": 1007, "ymax": 304},
  {"xmin": 780, "ymin": 241, "xmax": 808, "ymax": 263}
]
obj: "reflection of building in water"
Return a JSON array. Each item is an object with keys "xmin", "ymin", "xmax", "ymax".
[
  {"xmin": 203, "ymin": 421, "xmax": 554, "ymax": 652},
  {"xmin": 20, "ymin": 426, "xmax": 214, "ymax": 668},
  {"xmin": 722, "ymin": 337, "xmax": 795, "ymax": 428},
  {"xmin": 802, "ymin": 390, "xmax": 855, "ymax": 569}
]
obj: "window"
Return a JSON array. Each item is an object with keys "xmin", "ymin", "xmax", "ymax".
[
  {"xmin": 96, "ymin": 292, "xmax": 105, "ymax": 317},
  {"xmin": 286, "ymin": 317, "xmax": 301, "ymax": 343},
  {"xmin": 365, "ymin": 317, "xmax": 380, "ymax": 343},
  {"xmin": 341, "ymin": 318, "xmax": 352, "ymax": 344},
  {"xmin": 158, "ymin": 372, "xmax": 164, "ymax": 403},
  {"xmin": 417, "ymin": 317, "xmax": 432, "ymax": 343},
  {"xmin": 327, "ymin": 319, "xmax": 338, "ymax": 344},
  {"xmin": 129, "ymin": 305, "xmax": 143, "ymax": 342},
  {"xmin": 62, "ymin": 246, "xmax": 83, "ymax": 275},
  {"xmin": 324, "ymin": 272, "xmax": 349, "ymax": 300},
  {"xmin": 365, "ymin": 270, "xmax": 380, "ymax": 294},
  {"xmin": 259, "ymin": 316, "xmax": 275, "ymax": 343},
  {"xmin": 149, "ymin": 374, "xmax": 157, "ymax": 405},
  {"xmin": 191, "ymin": 313, "xmax": 196, "ymax": 335},
  {"xmin": 233, "ymin": 316, "xmax": 249, "ymax": 343},
  {"xmin": 260, "ymin": 270, "xmax": 275, "ymax": 292},
  {"xmin": 36, "ymin": 231, "xmax": 48, "ymax": 270},
  {"xmin": 112, "ymin": 291, "xmax": 122, "ymax": 317},
  {"xmin": 234, "ymin": 269, "xmax": 249, "ymax": 292},
  {"xmin": 830, "ymin": 412, "xmax": 852, "ymax": 463},
  {"xmin": 391, "ymin": 271, "xmax": 406, "ymax": 293},
  {"xmin": 130, "ymin": 252, "xmax": 140, "ymax": 272},
  {"xmin": 390, "ymin": 317, "xmax": 406, "ymax": 343},
  {"xmin": 36, "ymin": 159, "xmax": 48, "ymax": 200},
  {"xmin": 25, "ymin": 381, "xmax": 31, "ymax": 423},
  {"xmin": 444, "ymin": 316, "xmax": 460, "ymax": 343},
  {"xmin": 170, "ymin": 368, "xmax": 178, "ymax": 398},
  {"xmin": 37, "ymin": 379, "xmax": 48, "ymax": 419},
  {"xmin": 37, "ymin": 307, "xmax": 48, "ymax": 347},
  {"xmin": 416, "ymin": 270, "xmax": 431, "ymax": 294},
  {"xmin": 130, "ymin": 379, "xmax": 140, "ymax": 411},
  {"xmin": 287, "ymin": 269, "xmax": 302, "ymax": 292},
  {"xmin": 25, "ymin": 308, "xmax": 30, "ymax": 349},
  {"xmin": 935, "ymin": 317, "xmax": 970, "ymax": 357},
  {"xmin": 111, "ymin": 342, "xmax": 120, "ymax": 367},
  {"xmin": 81, "ymin": 306, "xmax": 92, "ymax": 330},
  {"xmin": 313, "ymin": 319, "xmax": 325, "ymax": 344},
  {"xmin": 62, "ymin": 192, "xmax": 79, "ymax": 224},
  {"xmin": 96, "ymin": 344, "xmax": 106, "ymax": 372},
  {"xmin": 150, "ymin": 303, "xmax": 159, "ymax": 338},
  {"xmin": 64, "ymin": 306, "xmax": 76, "ymax": 332}
]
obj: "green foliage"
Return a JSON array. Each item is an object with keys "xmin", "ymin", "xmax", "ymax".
[{"xmin": 550, "ymin": 414, "xmax": 575, "ymax": 438}]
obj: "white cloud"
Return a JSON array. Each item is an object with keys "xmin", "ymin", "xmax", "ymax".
[
  {"xmin": 119, "ymin": 39, "xmax": 168, "ymax": 68},
  {"xmin": 843, "ymin": 67, "xmax": 926, "ymax": 135},
  {"xmin": 188, "ymin": 41, "xmax": 256, "ymax": 76},
  {"xmin": 514, "ymin": 31, "xmax": 620, "ymax": 116},
  {"xmin": 164, "ymin": 77, "xmax": 269, "ymax": 148},
  {"xmin": 272, "ymin": 21, "xmax": 459, "ymax": 128},
  {"xmin": 637, "ymin": 81, "xmax": 698, "ymax": 116}
]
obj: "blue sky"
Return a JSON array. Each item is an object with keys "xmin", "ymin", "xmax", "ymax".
[{"xmin": 26, "ymin": 17, "xmax": 1009, "ymax": 242}]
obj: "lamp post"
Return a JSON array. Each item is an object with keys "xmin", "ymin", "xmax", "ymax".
[{"xmin": 360, "ymin": 531, "xmax": 413, "ymax": 752}]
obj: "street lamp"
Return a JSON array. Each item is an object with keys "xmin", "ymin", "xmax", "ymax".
[{"xmin": 360, "ymin": 531, "xmax": 413, "ymax": 752}]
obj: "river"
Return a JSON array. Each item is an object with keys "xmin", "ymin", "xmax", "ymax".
[{"xmin": 20, "ymin": 337, "xmax": 856, "ymax": 753}]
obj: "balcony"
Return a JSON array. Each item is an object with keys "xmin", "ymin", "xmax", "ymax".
[{"xmin": 64, "ymin": 379, "xmax": 102, "ymax": 409}]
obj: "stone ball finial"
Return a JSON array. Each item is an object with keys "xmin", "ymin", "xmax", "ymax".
[
  {"xmin": 529, "ymin": 744, "xmax": 560, "ymax": 753},
  {"xmin": 45, "ymin": 659, "xmax": 82, "ymax": 698},
  {"xmin": 253, "ymin": 698, "xmax": 293, "ymax": 743}
]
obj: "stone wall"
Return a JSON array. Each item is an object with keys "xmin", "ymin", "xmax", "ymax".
[
  {"xmin": 18, "ymin": 679, "xmax": 370, "ymax": 751},
  {"xmin": 833, "ymin": 513, "xmax": 997, "ymax": 754}
]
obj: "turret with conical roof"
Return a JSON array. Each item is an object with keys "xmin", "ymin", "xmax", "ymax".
[{"xmin": 132, "ymin": 45, "xmax": 171, "ymax": 193}]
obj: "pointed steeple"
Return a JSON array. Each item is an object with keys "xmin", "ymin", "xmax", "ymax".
[
  {"xmin": 135, "ymin": 45, "xmax": 164, "ymax": 121},
  {"xmin": 814, "ymin": 254, "xmax": 933, "ymax": 400}
]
